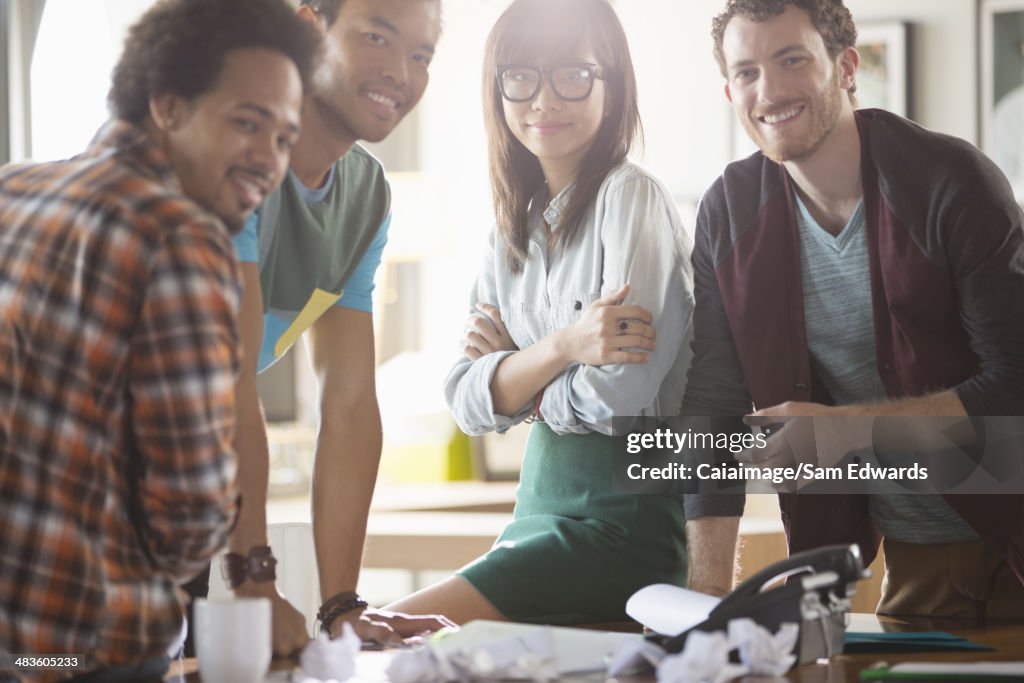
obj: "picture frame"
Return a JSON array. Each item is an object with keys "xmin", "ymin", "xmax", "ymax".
[
  {"xmin": 731, "ymin": 20, "xmax": 911, "ymax": 160},
  {"xmin": 981, "ymin": 0, "xmax": 1024, "ymax": 198},
  {"xmin": 855, "ymin": 21, "xmax": 910, "ymax": 118}
]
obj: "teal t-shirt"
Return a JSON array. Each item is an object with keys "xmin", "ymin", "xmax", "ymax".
[{"xmin": 234, "ymin": 144, "xmax": 390, "ymax": 372}]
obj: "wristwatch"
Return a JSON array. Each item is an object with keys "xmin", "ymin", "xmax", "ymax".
[{"xmin": 221, "ymin": 545, "xmax": 277, "ymax": 589}]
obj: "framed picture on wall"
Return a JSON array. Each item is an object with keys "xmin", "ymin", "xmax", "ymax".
[
  {"xmin": 854, "ymin": 22, "xmax": 910, "ymax": 117},
  {"xmin": 981, "ymin": 0, "xmax": 1024, "ymax": 199},
  {"xmin": 730, "ymin": 20, "xmax": 910, "ymax": 160}
]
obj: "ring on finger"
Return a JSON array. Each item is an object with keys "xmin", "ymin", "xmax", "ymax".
[{"xmin": 618, "ymin": 321, "xmax": 628, "ymax": 335}]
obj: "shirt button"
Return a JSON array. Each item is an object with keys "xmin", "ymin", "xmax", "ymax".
[
  {"xmin": 574, "ymin": 301, "xmax": 582, "ymax": 310},
  {"xmin": 795, "ymin": 383, "xmax": 809, "ymax": 392},
  {"xmin": 882, "ymin": 361, "xmax": 893, "ymax": 372}
]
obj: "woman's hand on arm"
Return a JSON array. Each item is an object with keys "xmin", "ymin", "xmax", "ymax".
[
  {"xmin": 462, "ymin": 303, "xmax": 518, "ymax": 360},
  {"xmin": 487, "ymin": 284, "xmax": 655, "ymax": 417},
  {"xmin": 559, "ymin": 284, "xmax": 655, "ymax": 366}
]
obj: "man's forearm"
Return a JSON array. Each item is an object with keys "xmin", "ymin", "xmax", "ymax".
[
  {"xmin": 313, "ymin": 398, "xmax": 383, "ymax": 598},
  {"xmin": 685, "ymin": 516, "xmax": 740, "ymax": 597},
  {"xmin": 753, "ymin": 391, "xmax": 975, "ymax": 459},
  {"xmin": 228, "ymin": 373, "xmax": 272, "ymax": 555},
  {"xmin": 838, "ymin": 389, "xmax": 966, "ymax": 418}
]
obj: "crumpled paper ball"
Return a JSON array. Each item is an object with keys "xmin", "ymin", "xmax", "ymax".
[
  {"xmin": 728, "ymin": 619, "xmax": 798, "ymax": 677},
  {"xmin": 607, "ymin": 638, "xmax": 668, "ymax": 677},
  {"xmin": 655, "ymin": 630, "xmax": 749, "ymax": 683},
  {"xmin": 386, "ymin": 627, "xmax": 558, "ymax": 682},
  {"xmin": 300, "ymin": 622, "xmax": 361, "ymax": 682},
  {"xmin": 386, "ymin": 646, "xmax": 447, "ymax": 683}
]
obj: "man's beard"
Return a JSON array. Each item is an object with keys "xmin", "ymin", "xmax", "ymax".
[{"xmin": 741, "ymin": 69, "xmax": 845, "ymax": 164}]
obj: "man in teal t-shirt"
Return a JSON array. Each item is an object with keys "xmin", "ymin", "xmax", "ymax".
[
  {"xmin": 234, "ymin": 143, "xmax": 391, "ymax": 373},
  {"xmin": 224, "ymin": 0, "xmax": 447, "ymax": 655}
]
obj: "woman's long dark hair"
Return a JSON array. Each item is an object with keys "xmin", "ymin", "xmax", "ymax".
[{"xmin": 483, "ymin": 0, "xmax": 642, "ymax": 274}]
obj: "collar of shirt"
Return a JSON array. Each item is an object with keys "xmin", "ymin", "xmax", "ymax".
[
  {"xmin": 84, "ymin": 119, "xmax": 182, "ymax": 194},
  {"xmin": 536, "ymin": 181, "xmax": 576, "ymax": 232}
]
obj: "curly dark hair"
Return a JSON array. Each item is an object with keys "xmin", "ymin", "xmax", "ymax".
[
  {"xmin": 711, "ymin": 0, "xmax": 857, "ymax": 76},
  {"xmin": 109, "ymin": 0, "xmax": 320, "ymax": 124}
]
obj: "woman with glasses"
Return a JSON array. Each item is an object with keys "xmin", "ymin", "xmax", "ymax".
[{"xmin": 385, "ymin": 0, "xmax": 694, "ymax": 625}]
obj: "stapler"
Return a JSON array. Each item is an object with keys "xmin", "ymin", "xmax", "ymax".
[{"xmin": 659, "ymin": 543, "xmax": 871, "ymax": 665}]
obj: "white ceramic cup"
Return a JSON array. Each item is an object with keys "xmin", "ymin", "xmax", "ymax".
[{"xmin": 194, "ymin": 597, "xmax": 272, "ymax": 683}]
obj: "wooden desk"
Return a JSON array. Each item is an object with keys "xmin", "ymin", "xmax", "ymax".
[
  {"xmin": 778, "ymin": 613, "xmax": 1024, "ymax": 682},
  {"xmin": 168, "ymin": 614, "xmax": 1024, "ymax": 682}
]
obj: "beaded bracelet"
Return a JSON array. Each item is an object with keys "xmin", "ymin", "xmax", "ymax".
[{"xmin": 317, "ymin": 591, "xmax": 369, "ymax": 634}]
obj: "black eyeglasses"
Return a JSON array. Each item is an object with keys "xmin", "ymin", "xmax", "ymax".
[{"xmin": 496, "ymin": 63, "xmax": 603, "ymax": 102}]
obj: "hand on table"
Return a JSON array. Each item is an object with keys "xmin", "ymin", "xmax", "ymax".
[
  {"xmin": 329, "ymin": 607, "xmax": 457, "ymax": 645},
  {"xmin": 235, "ymin": 581, "xmax": 310, "ymax": 658}
]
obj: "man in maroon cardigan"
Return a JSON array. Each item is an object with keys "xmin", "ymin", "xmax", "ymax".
[{"xmin": 681, "ymin": 0, "xmax": 1024, "ymax": 619}]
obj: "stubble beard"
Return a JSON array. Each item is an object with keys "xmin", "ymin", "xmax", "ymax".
[{"xmin": 742, "ymin": 69, "xmax": 845, "ymax": 164}]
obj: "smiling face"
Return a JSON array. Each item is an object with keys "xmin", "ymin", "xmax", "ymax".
[
  {"xmin": 501, "ymin": 50, "xmax": 607, "ymax": 188},
  {"xmin": 308, "ymin": 0, "xmax": 440, "ymax": 144},
  {"xmin": 722, "ymin": 5, "xmax": 856, "ymax": 164},
  {"xmin": 161, "ymin": 47, "xmax": 303, "ymax": 232}
]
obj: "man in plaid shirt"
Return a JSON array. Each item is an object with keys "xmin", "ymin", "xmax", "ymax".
[{"xmin": 0, "ymin": 0, "xmax": 317, "ymax": 679}]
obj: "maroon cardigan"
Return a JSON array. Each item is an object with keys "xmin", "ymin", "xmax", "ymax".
[{"xmin": 681, "ymin": 110, "xmax": 1024, "ymax": 584}]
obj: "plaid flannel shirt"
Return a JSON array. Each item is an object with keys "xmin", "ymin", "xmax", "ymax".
[{"xmin": 0, "ymin": 120, "xmax": 241, "ymax": 679}]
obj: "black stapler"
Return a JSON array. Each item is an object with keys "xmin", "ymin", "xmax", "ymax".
[{"xmin": 659, "ymin": 544, "xmax": 871, "ymax": 665}]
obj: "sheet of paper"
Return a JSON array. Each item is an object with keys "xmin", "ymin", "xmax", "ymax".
[
  {"xmin": 429, "ymin": 620, "xmax": 641, "ymax": 674},
  {"xmin": 625, "ymin": 583, "xmax": 721, "ymax": 637}
]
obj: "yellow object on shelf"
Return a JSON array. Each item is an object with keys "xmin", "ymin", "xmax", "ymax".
[
  {"xmin": 380, "ymin": 427, "xmax": 473, "ymax": 483},
  {"xmin": 377, "ymin": 351, "xmax": 475, "ymax": 483}
]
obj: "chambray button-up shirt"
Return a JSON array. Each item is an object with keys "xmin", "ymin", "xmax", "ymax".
[{"xmin": 445, "ymin": 162, "xmax": 694, "ymax": 436}]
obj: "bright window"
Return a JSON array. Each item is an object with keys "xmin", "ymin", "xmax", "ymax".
[{"xmin": 30, "ymin": 0, "xmax": 154, "ymax": 161}]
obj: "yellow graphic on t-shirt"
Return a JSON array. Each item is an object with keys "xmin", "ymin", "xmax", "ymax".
[{"xmin": 274, "ymin": 288, "xmax": 343, "ymax": 358}]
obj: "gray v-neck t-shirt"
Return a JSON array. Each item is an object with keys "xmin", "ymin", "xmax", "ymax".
[{"xmin": 795, "ymin": 194, "xmax": 978, "ymax": 544}]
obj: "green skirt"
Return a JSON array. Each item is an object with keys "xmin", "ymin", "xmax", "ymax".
[{"xmin": 457, "ymin": 423, "xmax": 687, "ymax": 624}]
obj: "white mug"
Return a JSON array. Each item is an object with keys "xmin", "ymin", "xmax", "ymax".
[{"xmin": 194, "ymin": 597, "xmax": 272, "ymax": 683}]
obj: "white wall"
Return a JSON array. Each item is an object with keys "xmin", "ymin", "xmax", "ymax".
[
  {"xmin": 403, "ymin": 0, "xmax": 510, "ymax": 354},
  {"xmin": 26, "ymin": 0, "xmax": 155, "ymax": 161},
  {"xmin": 615, "ymin": 1, "xmax": 735, "ymax": 204},
  {"xmin": 846, "ymin": 0, "xmax": 977, "ymax": 143}
]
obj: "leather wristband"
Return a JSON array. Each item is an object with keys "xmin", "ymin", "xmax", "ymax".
[
  {"xmin": 317, "ymin": 591, "xmax": 369, "ymax": 634},
  {"xmin": 221, "ymin": 545, "xmax": 277, "ymax": 590}
]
